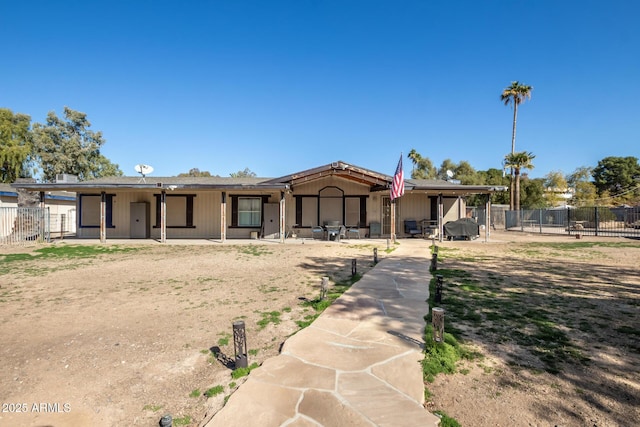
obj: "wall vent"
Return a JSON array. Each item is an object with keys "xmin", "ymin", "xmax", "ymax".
[{"xmin": 55, "ymin": 174, "xmax": 78, "ymax": 183}]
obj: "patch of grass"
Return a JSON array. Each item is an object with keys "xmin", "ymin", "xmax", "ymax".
[
  {"xmin": 217, "ymin": 335, "xmax": 230, "ymax": 346},
  {"xmin": 189, "ymin": 389, "xmax": 201, "ymax": 398},
  {"xmin": 422, "ymin": 325, "xmax": 477, "ymax": 383},
  {"xmin": 434, "ymin": 410, "xmax": 462, "ymax": 427},
  {"xmin": 231, "ymin": 362, "xmax": 259, "ymax": 379},
  {"xmin": 248, "ymin": 349, "xmax": 259, "ymax": 356},
  {"xmin": 173, "ymin": 415, "xmax": 193, "ymax": 426},
  {"xmin": 142, "ymin": 404, "xmax": 163, "ymax": 412},
  {"xmin": 236, "ymin": 245, "xmax": 272, "ymax": 256},
  {"xmin": 295, "ymin": 274, "xmax": 363, "ymax": 329},
  {"xmin": 616, "ymin": 325, "xmax": 640, "ymax": 336},
  {"xmin": 204, "ymin": 385, "xmax": 224, "ymax": 398},
  {"xmin": 257, "ymin": 311, "xmax": 281, "ymax": 329}
]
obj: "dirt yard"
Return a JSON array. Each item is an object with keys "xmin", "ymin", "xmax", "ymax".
[{"xmin": 0, "ymin": 231, "xmax": 639, "ymax": 427}]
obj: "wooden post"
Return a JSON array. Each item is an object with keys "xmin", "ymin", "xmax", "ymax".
[
  {"xmin": 438, "ymin": 194, "xmax": 444, "ymax": 242},
  {"xmin": 280, "ymin": 191, "xmax": 285, "ymax": 243},
  {"xmin": 160, "ymin": 190, "xmax": 166, "ymax": 243},
  {"xmin": 100, "ymin": 191, "xmax": 106, "ymax": 243},
  {"xmin": 485, "ymin": 195, "xmax": 491, "ymax": 242},
  {"xmin": 221, "ymin": 192, "xmax": 226, "ymax": 243}
]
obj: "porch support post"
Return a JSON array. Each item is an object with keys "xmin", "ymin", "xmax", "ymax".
[
  {"xmin": 279, "ymin": 191, "xmax": 285, "ymax": 243},
  {"xmin": 39, "ymin": 191, "xmax": 46, "ymax": 208},
  {"xmin": 100, "ymin": 191, "xmax": 106, "ymax": 243},
  {"xmin": 390, "ymin": 199, "xmax": 397, "ymax": 242},
  {"xmin": 438, "ymin": 194, "xmax": 444, "ymax": 242},
  {"xmin": 221, "ymin": 192, "xmax": 226, "ymax": 243},
  {"xmin": 160, "ymin": 190, "xmax": 166, "ymax": 243},
  {"xmin": 485, "ymin": 194, "xmax": 491, "ymax": 242}
]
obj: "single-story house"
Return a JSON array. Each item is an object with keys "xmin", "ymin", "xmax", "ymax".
[{"xmin": 11, "ymin": 161, "xmax": 506, "ymax": 243}]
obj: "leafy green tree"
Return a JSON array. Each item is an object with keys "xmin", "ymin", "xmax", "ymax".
[
  {"xmin": 32, "ymin": 107, "xmax": 122, "ymax": 182},
  {"xmin": 465, "ymin": 168, "xmax": 510, "ymax": 206},
  {"xmin": 567, "ymin": 166, "xmax": 597, "ymax": 206},
  {"xmin": 437, "ymin": 159, "xmax": 457, "ymax": 180},
  {"xmin": 504, "ymin": 151, "xmax": 535, "ymax": 211},
  {"xmin": 591, "ymin": 156, "xmax": 640, "ymax": 205},
  {"xmin": 230, "ymin": 167, "xmax": 257, "ymax": 178},
  {"xmin": 407, "ymin": 149, "xmax": 437, "ymax": 179},
  {"xmin": 501, "ymin": 81, "xmax": 532, "ymax": 209},
  {"xmin": 178, "ymin": 168, "xmax": 213, "ymax": 177},
  {"xmin": 520, "ymin": 177, "xmax": 546, "ymax": 208},
  {"xmin": 453, "ymin": 160, "xmax": 480, "ymax": 184},
  {"xmin": 543, "ymin": 170, "xmax": 569, "ymax": 207},
  {"xmin": 0, "ymin": 108, "xmax": 33, "ymax": 183}
]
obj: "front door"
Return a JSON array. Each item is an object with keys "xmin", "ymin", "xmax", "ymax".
[
  {"xmin": 263, "ymin": 203, "xmax": 280, "ymax": 238},
  {"xmin": 130, "ymin": 202, "xmax": 149, "ymax": 238}
]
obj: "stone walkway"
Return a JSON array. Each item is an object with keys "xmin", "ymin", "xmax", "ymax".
[{"xmin": 204, "ymin": 242, "xmax": 440, "ymax": 427}]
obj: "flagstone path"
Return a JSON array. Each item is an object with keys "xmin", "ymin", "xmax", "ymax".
[{"xmin": 204, "ymin": 243, "xmax": 440, "ymax": 426}]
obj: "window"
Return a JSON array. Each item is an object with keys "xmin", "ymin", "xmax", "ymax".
[
  {"xmin": 231, "ymin": 195, "xmax": 267, "ymax": 227},
  {"xmin": 154, "ymin": 194, "xmax": 195, "ymax": 228},
  {"xmin": 238, "ymin": 197, "xmax": 261, "ymax": 226},
  {"xmin": 345, "ymin": 197, "xmax": 360, "ymax": 226},
  {"xmin": 79, "ymin": 194, "xmax": 114, "ymax": 228},
  {"xmin": 295, "ymin": 196, "xmax": 318, "ymax": 227}
]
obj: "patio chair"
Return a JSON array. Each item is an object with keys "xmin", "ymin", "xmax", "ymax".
[
  {"xmin": 404, "ymin": 220, "xmax": 421, "ymax": 238},
  {"xmin": 312, "ymin": 226, "xmax": 325, "ymax": 240},
  {"xmin": 347, "ymin": 224, "xmax": 361, "ymax": 239},
  {"xmin": 338, "ymin": 225, "xmax": 347, "ymax": 241}
]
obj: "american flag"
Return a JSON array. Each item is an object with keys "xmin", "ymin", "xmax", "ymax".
[{"xmin": 390, "ymin": 154, "xmax": 405, "ymax": 200}]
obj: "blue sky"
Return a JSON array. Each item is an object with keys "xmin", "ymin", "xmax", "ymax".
[{"xmin": 2, "ymin": 0, "xmax": 638, "ymax": 180}]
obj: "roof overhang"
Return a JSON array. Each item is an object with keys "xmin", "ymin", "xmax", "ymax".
[
  {"xmin": 11, "ymin": 181, "xmax": 290, "ymax": 192},
  {"xmin": 405, "ymin": 182, "xmax": 508, "ymax": 196}
]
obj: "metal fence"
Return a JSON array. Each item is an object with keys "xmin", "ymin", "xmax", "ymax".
[
  {"xmin": 49, "ymin": 210, "xmax": 77, "ymax": 239},
  {"xmin": 503, "ymin": 206, "xmax": 640, "ymax": 238},
  {"xmin": 0, "ymin": 207, "xmax": 50, "ymax": 245}
]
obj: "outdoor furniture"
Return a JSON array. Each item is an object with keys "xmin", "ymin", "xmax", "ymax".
[
  {"xmin": 325, "ymin": 225, "xmax": 342, "ymax": 241},
  {"xmin": 420, "ymin": 219, "xmax": 438, "ymax": 238},
  {"xmin": 339, "ymin": 225, "xmax": 347, "ymax": 240},
  {"xmin": 347, "ymin": 224, "xmax": 361, "ymax": 239},
  {"xmin": 443, "ymin": 218, "xmax": 480, "ymax": 240},
  {"xmin": 404, "ymin": 220, "xmax": 421, "ymax": 238},
  {"xmin": 312, "ymin": 226, "xmax": 325, "ymax": 240}
]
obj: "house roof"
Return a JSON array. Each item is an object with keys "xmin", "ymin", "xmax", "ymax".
[
  {"xmin": 10, "ymin": 176, "xmax": 289, "ymax": 192},
  {"xmin": 9, "ymin": 161, "xmax": 507, "ymax": 196},
  {"xmin": 0, "ymin": 183, "xmax": 76, "ymax": 201},
  {"xmin": 264, "ymin": 161, "xmax": 392, "ymax": 189}
]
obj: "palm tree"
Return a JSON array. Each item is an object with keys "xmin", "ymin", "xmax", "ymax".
[
  {"xmin": 504, "ymin": 151, "xmax": 535, "ymax": 212},
  {"xmin": 501, "ymin": 81, "xmax": 532, "ymax": 153},
  {"xmin": 501, "ymin": 81, "xmax": 532, "ymax": 209},
  {"xmin": 407, "ymin": 149, "xmax": 436, "ymax": 179}
]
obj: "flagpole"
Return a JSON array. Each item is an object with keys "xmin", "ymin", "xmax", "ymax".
[
  {"xmin": 390, "ymin": 153, "xmax": 404, "ymax": 243},
  {"xmin": 391, "ymin": 198, "xmax": 396, "ymax": 243}
]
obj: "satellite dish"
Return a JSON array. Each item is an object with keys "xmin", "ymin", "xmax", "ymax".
[
  {"xmin": 135, "ymin": 164, "xmax": 154, "ymax": 176},
  {"xmin": 446, "ymin": 170, "xmax": 454, "ymax": 179},
  {"xmin": 135, "ymin": 164, "xmax": 154, "ymax": 183}
]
